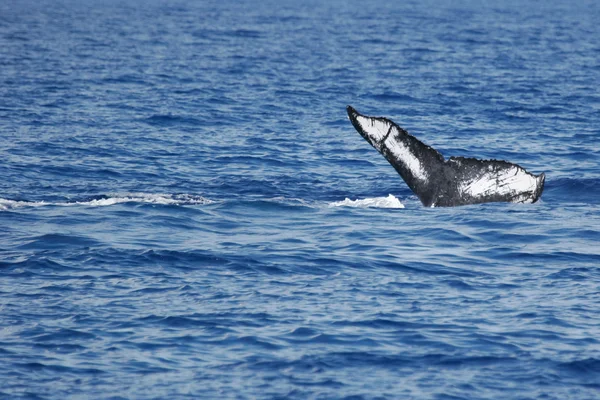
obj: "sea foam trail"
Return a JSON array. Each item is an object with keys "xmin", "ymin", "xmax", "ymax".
[
  {"xmin": 329, "ymin": 194, "xmax": 405, "ymax": 209},
  {"xmin": 0, "ymin": 193, "xmax": 213, "ymax": 211}
]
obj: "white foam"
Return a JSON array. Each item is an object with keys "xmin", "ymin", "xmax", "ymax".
[
  {"xmin": 0, "ymin": 199, "xmax": 49, "ymax": 211},
  {"xmin": 329, "ymin": 194, "xmax": 405, "ymax": 209},
  {"xmin": 0, "ymin": 193, "xmax": 213, "ymax": 211}
]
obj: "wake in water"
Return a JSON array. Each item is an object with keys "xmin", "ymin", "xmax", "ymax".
[
  {"xmin": 1, "ymin": 193, "xmax": 404, "ymax": 211},
  {"xmin": 0, "ymin": 193, "xmax": 213, "ymax": 211},
  {"xmin": 329, "ymin": 194, "xmax": 405, "ymax": 208}
]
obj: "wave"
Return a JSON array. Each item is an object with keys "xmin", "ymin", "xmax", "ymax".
[
  {"xmin": 545, "ymin": 177, "xmax": 600, "ymax": 204},
  {"xmin": 328, "ymin": 194, "xmax": 405, "ymax": 209},
  {"xmin": 0, "ymin": 193, "xmax": 213, "ymax": 211}
]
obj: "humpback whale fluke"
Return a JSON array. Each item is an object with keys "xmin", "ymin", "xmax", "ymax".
[{"xmin": 346, "ymin": 106, "xmax": 545, "ymax": 207}]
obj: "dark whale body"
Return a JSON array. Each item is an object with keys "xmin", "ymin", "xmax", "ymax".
[{"xmin": 347, "ymin": 106, "xmax": 545, "ymax": 207}]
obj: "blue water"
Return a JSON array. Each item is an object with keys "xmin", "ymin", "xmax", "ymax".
[{"xmin": 2, "ymin": 0, "xmax": 600, "ymax": 398}]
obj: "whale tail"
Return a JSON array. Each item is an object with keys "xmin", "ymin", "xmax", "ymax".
[{"xmin": 347, "ymin": 105, "xmax": 546, "ymax": 207}]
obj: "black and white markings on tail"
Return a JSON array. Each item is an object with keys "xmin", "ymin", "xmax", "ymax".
[{"xmin": 346, "ymin": 106, "xmax": 545, "ymax": 207}]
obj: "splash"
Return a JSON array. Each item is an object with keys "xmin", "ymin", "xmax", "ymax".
[{"xmin": 329, "ymin": 194, "xmax": 404, "ymax": 209}]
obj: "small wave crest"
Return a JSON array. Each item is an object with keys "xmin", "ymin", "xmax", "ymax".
[
  {"xmin": 329, "ymin": 194, "xmax": 405, "ymax": 209},
  {"xmin": 0, "ymin": 193, "xmax": 213, "ymax": 211}
]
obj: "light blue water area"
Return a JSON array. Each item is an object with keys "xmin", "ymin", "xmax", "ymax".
[{"xmin": 1, "ymin": 0, "xmax": 600, "ymax": 398}]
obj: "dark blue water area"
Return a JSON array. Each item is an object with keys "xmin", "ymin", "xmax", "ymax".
[{"xmin": 2, "ymin": 0, "xmax": 600, "ymax": 398}]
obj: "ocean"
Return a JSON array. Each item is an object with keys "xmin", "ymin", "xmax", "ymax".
[{"xmin": 1, "ymin": 0, "xmax": 600, "ymax": 398}]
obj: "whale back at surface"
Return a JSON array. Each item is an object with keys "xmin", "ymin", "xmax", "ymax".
[{"xmin": 346, "ymin": 106, "xmax": 545, "ymax": 207}]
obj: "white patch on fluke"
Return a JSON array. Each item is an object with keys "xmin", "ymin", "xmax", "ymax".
[
  {"xmin": 353, "ymin": 113, "xmax": 428, "ymax": 182},
  {"xmin": 329, "ymin": 194, "xmax": 404, "ymax": 209},
  {"xmin": 460, "ymin": 167, "xmax": 538, "ymax": 202},
  {"xmin": 384, "ymin": 130, "xmax": 428, "ymax": 182},
  {"xmin": 354, "ymin": 115, "xmax": 392, "ymax": 148}
]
